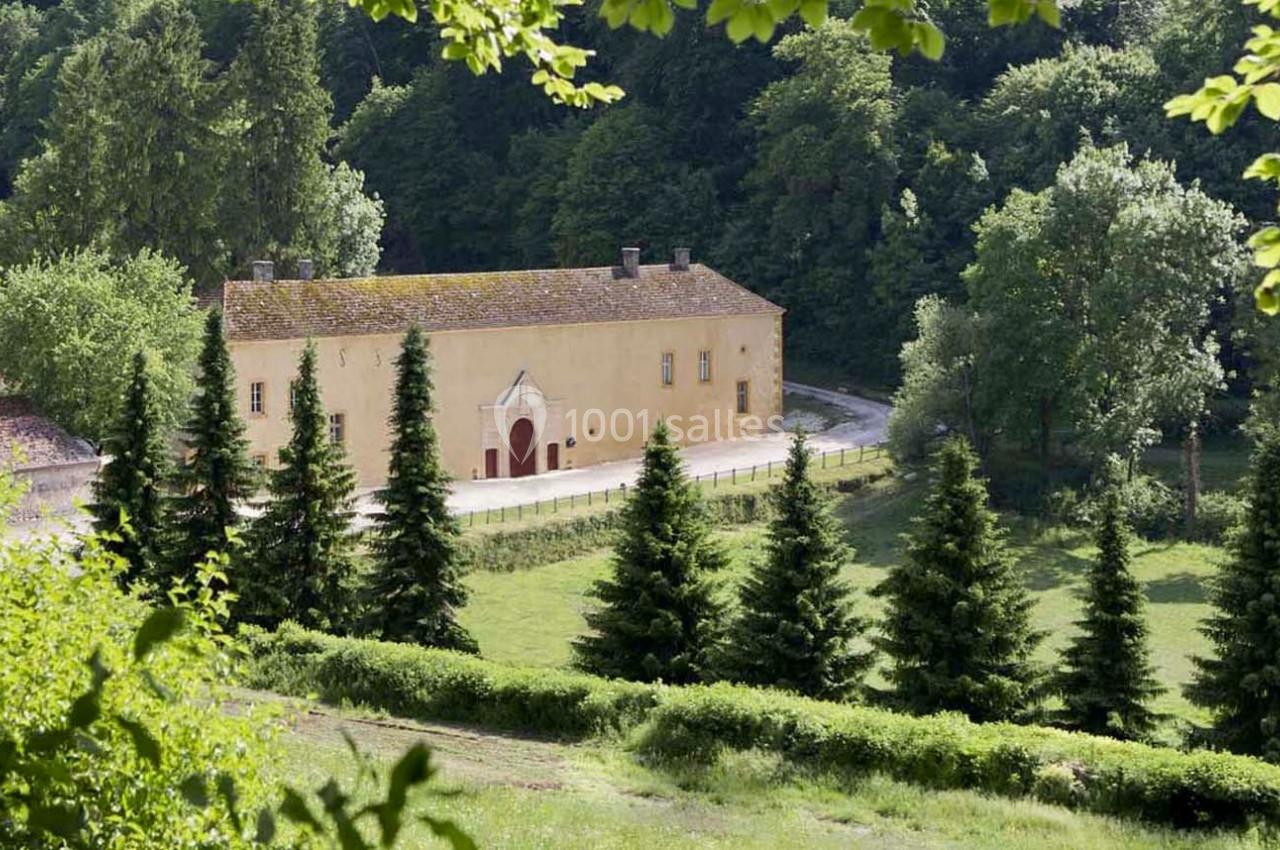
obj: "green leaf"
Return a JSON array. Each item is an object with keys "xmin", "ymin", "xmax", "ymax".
[
  {"xmin": 115, "ymin": 715, "xmax": 161, "ymax": 768},
  {"xmin": 914, "ymin": 21, "xmax": 945, "ymax": 60},
  {"xmin": 1035, "ymin": 0, "xmax": 1060, "ymax": 27},
  {"xmin": 1256, "ymin": 82, "xmax": 1280, "ymax": 119},
  {"xmin": 706, "ymin": 0, "xmax": 739, "ymax": 25},
  {"xmin": 798, "ymin": 0, "xmax": 826, "ymax": 28},
  {"xmin": 134, "ymin": 608, "xmax": 184, "ymax": 662},
  {"xmin": 725, "ymin": 8, "xmax": 754, "ymax": 43},
  {"xmin": 1257, "ymin": 270, "xmax": 1280, "ymax": 316}
]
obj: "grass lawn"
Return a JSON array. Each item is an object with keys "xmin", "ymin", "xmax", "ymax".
[
  {"xmin": 272, "ymin": 697, "xmax": 1260, "ymax": 850},
  {"xmin": 460, "ymin": 474, "xmax": 1221, "ymax": 727},
  {"xmin": 1142, "ymin": 432, "xmax": 1252, "ymax": 494}
]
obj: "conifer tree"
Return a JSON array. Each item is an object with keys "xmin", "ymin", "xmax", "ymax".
[
  {"xmin": 166, "ymin": 309, "xmax": 259, "ymax": 589},
  {"xmin": 874, "ymin": 435, "xmax": 1044, "ymax": 722},
  {"xmin": 719, "ymin": 432, "xmax": 873, "ymax": 699},
  {"xmin": 229, "ymin": 0, "xmax": 332, "ymax": 271},
  {"xmin": 1054, "ymin": 462, "xmax": 1163, "ymax": 739},
  {"xmin": 363, "ymin": 327, "xmax": 477, "ymax": 652},
  {"xmin": 574, "ymin": 420, "xmax": 725, "ymax": 684},
  {"xmin": 91, "ymin": 350, "xmax": 169, "ymax": 590},
  {"xmin": 1187, "ymin": 428, "xmax": 1280, "ymax": 761},
  {"xmin": 238, "ymin": 341, "xmax": 357, "ymax": 632}
]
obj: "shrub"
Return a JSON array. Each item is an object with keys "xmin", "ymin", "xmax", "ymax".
[
  {"xmin": 636, "ymin": 684, "xmax": 1280, "ymax": 829},
  {"xmin": 1190, "ymin": 490, "xmax": 1247, "ymax": 544},
  {"xmin": 247, "ymin": 624, "xmax": 1280, "ymax": 830},
  {"xmin": 243, "ymin": 623, "xmax": 658, "ymax": 738},
  {"xmin": 0, "ymin": 537, "xmax": 277, "ymax": 847}
]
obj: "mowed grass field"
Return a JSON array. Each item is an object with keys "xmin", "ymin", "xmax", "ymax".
[{"xmin": 459, "ymin": 472, "xmax": 1223, "ymax": 727}]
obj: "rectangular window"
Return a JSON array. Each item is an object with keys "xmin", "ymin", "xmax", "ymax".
[
  {"xmin": 661, "ymin": 352, "xmax": 674, "ymax": 386},
  {"xmin": 736, "ymin": 380, "xmax": 749, "ymax": 414},
  {"xmin": 249, "ymin": 381, "xmax": 264, "ymax": 415},
  {"xmin": 328, "ymin": 413, "xmax": 346, "ymax": 444},
  {"xmin": 698, "ymin": 350, "xmax": 711, "ymax": 383},
  {"xmin": 252, "ymin": 454, "xmax": 267, "ymax": 469}
]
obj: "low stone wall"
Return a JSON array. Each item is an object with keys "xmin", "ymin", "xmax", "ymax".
[{"xmin": 11, "ymin": 458, "xmax": 100, "ymax": 524}]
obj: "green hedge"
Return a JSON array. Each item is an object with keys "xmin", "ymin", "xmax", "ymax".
[
  {"xmin": 244, "ymin": 624, "xmax": 1280, "ymax": 829},
  {"xmin": 243, "ymin": 624, "xmax": 658, "ymax": 738},
  {"xmin": 460, "ymin": 470, "xmax": 890, "ymax": 573}
]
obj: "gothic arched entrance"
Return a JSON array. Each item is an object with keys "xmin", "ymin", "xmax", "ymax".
[{"xmin": 508, "ymin": 418, "xmax": 536, "ymax": 478}]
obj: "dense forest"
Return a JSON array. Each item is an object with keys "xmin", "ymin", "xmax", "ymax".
[{"xmin": 0, "ymin": 0, "xmax": 1273, "ymax": 442}]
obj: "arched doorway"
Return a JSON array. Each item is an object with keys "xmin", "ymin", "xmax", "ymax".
[{"xmin": 508, "ymin": 418, "xmax": 536, "ymax": 478}]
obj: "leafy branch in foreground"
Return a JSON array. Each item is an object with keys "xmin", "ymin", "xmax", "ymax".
[
  {"xmin": 1166, "ymin": 0, "xmax": 1280, "ymax": 314},
  {"xmin": 342, "ymin": 0, "xmax": 1060, "ymax": 106}
]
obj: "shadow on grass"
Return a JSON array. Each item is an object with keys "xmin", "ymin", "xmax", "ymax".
[{"xmin": 1144, "ymin": 572, "xmax": 1210, "ymax": 605}]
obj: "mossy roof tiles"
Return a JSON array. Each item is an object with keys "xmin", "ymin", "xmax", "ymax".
[{"xmin": 218, "ymin": 264, "xmax": 783, "ymax": 342}]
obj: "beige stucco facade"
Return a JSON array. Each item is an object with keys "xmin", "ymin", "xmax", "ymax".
[{"xmin": 230, "ymin": 312, "xmax": 783, "ymax": 487}]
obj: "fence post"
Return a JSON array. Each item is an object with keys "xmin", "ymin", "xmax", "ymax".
[
  {"xmin": 501, "ymin": 505, "xmax": 506, "ymax": 523},
  {"xmin": 518, "ymin": 504, "xmax": 523, "ymax": 520},
  {"xmin": 840, "ymin": 448, "xmax": 845, "ymax": 466},
  {"xmin": 588, "ymin": 491, "xmax": 592, "ymax": 507},
  {"xmin": 605, "ymin": 487, "xmax": 610, "ymax": 505},
  {"xmin": 713, "ymin": 471, "xmax": 718, "ymax": 488},
  {"xmin": 751, "ymin": 464, "xmax": 756, "ymax": 482},
  {"xmin": 469, "ymin": 511, "xmax": 474, "ymax": 527},
  {"xmin": 571, "ymin": 493, "xmax": 575, "ymax": 509},
  {"xmin": 860, "ymin": 444, "xmax": 865, "ymax": 462},
  {"xmin": 767, "ymin": 460, "xmax": 772, "ymax": 477},
  {"xmin": 553, "ymin": 495, "xmax": 558, "ymax": 513},
  {"xmin": 621, "ymin": 483, "xmax": 627, "ymax": 500},
  {"xmin": 822, "ymin": 451, "xmax": 827, "ymax": 469},
  {"xmin": 732, "ymin": 467, "xmax": 736, "ymax": 485},
  {"xmin": 486, "ymin": 508, "xmax": 491, "ymax": 525}
]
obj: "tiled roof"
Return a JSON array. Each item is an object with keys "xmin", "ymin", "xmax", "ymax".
[
  {"xmin": 0, "ymin": 397, "xmax": 96, "ymax": 469},
  {"xmin": 217, "ymin": 264, "xmax": 783, "ymax": 342}
]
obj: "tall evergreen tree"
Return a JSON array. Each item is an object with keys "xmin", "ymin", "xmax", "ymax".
[
  {"xmin": 238, "ymin": 341, "xmax": 358, "ymax": 632},
  {"xmin": 718, "ymin": 432, "xmax": 873, "ymax": 700},
  {"xmin": 1187, "ymin": 429, "xmax": 1280, "ymax": 761},
  {"xmin": 874, "ymin": 436, "xmax": 1044, "ymax": 722},
  {"xmin": 363, "ymin": 327, "xmax": 477, "ymax": 652},
  {"xmin": 573, "ymin": 420, "xmax": 725, "ymax": 684},
  {"xmin": 229, "ymin": 0, "xmax": 332, "ymax": 273},
  {"xmin": 166, "ymin": 309, "xmax": 258, "ymax": 589},
  {"xmin": 1054, "ymin": 462, "xmax": 1163, "ymax": 739},
  {"xmin": 90, "ymin": 351, "xmax": 170, "ymax": 590}
]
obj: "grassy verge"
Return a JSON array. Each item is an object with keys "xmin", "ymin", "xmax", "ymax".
[{"xmin": 276, "ymin": 704, "xmax": 1262, "ymax": 850}]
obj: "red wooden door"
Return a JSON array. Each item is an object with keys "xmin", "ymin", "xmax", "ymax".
[
  {"xmin": 547, "ymin": 442, "xmax": 559, "ymax": 471},
  {"xmin": 484, "ymin": 448, "xmax": 499, "ymax": 479},
  {"xmin": 508, "ymin": 418, "xmax": 536, "ymax": 478}
]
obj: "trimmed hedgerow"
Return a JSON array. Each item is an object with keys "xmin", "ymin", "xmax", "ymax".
[
  {"xmin": 636, "ymin": 684, "xmax": 1280, "ymax": 829},
  {"xmin": 242, "ymin": 623, "xmax": 658, "ymax": 738},
  {"xmin": 245, "ymin": 624, "xmax": 1280, "ymax": 829},
  {"xmin": 460, "ymin": 470, "xmax": 891, "ymax": 573}
]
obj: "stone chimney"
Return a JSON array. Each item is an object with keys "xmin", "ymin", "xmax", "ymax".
[
  {"xmin": 614, "ymin": 246, "xmax": 641, "ymax": 279},
  {"xmin": 251, "ymin": 260, "xmax": 274, "ymax": 283},
  {"xmin": 670, "ymin": 247, "xmax": 691, "ymax": 271},
  {"xmin": 297, "ymin": 258, "xmax": 314, "ymax": 281}
]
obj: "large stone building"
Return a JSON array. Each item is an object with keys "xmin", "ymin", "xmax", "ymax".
[{"xmin": 212, "ymin": 249, "xmax": 784, "ymax": 487}]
